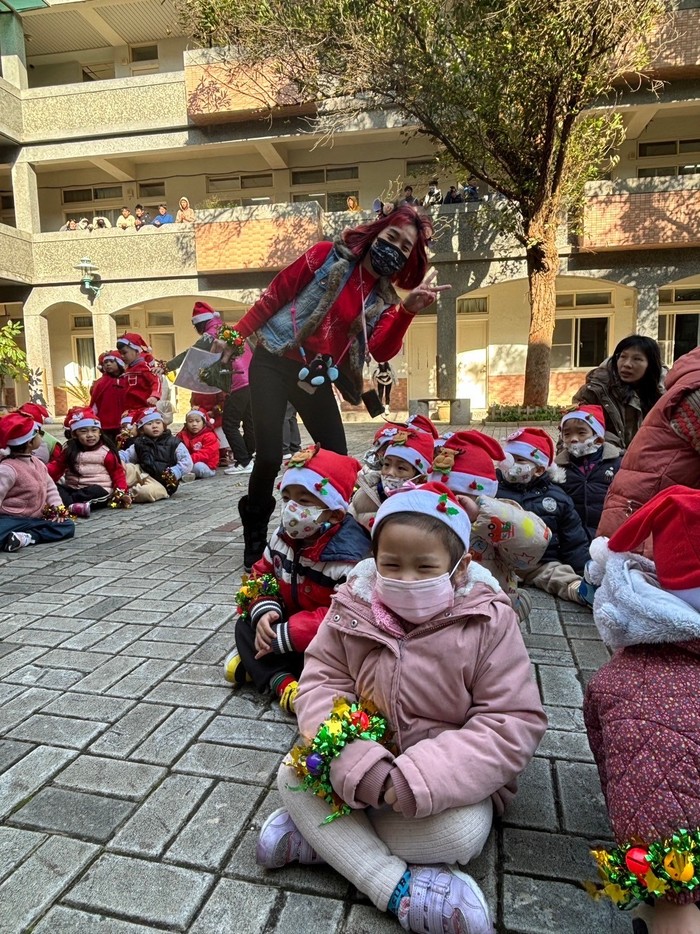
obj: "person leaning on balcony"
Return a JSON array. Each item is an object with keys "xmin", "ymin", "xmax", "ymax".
[
  {"xmin": 91, "ymin": 216, "xmax": 112, "ymax": 231},
  {"xmin": 134, "ymin": 204, "xmax": 150, "ymax": 230},
  {"xmin": 175, "ymin": 197, "xmax": 195, "ymax": 224},
  {"xmin": 232, "ymin": 202, "xmax": 450, "ymax": 571},
  {"xmin": 572, "ymin": 335, "xmax": 664, "ymax": 450},
  {"xmin": 151, "ymin": 204, "xmax": 175, "ymax": 227},
  {"xmin": 59, "ymin": 219, "xmax": 78, "ymax": 231},
  {"xmin": 116, "ymin": 206, "xmax": 136, "ymax": 231}
]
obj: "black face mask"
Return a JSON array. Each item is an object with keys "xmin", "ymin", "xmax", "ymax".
[{"xmin": 369, "ymin": 239, "xmax": 408, "ymax": 277}]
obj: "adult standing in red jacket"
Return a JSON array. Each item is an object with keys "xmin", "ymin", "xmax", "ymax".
[
  {"xmin": 233, "ymin": 204, "xmax": 448, "ymax": 569},
  {"xmin": 115, "ymin": 333, "xmax": 161, "ymax": 412},
  {"xmin": 89, "ymin": 350, "xmax": 126, "ymax": 439}
]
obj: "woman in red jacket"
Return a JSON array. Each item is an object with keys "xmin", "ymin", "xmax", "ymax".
[
  {"xmin": 234, "ymin": 204, "xmax": 448, "ymax": 569},
  {"xmin": 176, "ymin": 407, "xmax": 220, "ymax": 479},
  {"xmin": 89, "ymin": 350, "xmax": 126, "ymax": 439}
]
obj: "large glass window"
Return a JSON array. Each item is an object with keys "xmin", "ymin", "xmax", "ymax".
[{"xmin": 551, "ymin": 317, "xmax": 609, "ymax": 369}]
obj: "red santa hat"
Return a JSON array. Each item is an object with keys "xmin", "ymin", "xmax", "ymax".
[
  {"xmin": 64, "ymin": 406, "xmax": 101, "ymax": 432},
  {"xmin": 120, "ymin": 410, "xmax": 136, "ymax": 426},
  {"xmin": 430, "ymin": 430, "xmax": 505, "ymax": 497},
  {"xmin": 608, "ymin": 485, "xmax": 700, "ymax": 611},
  {"xmin": 133, "ymin": 406, "xmax": 163, "ymax": 429},
  {"xmin": 434, "ymin": 431, "xmax": 454, "ymax": 451},
  {"xmin": 98, "ymin": 350, "xmax": 126, "ymax": 373},
  {"xmin": 280, "ymin": 444, "xmax": 361, "ymax": 511},
  {"xmin": 17, "ymin": 402, "xmax": 49, "ymax": 427},
  {"xmin": 191, "ymin": 301, "xmax": 219, "ymax": 325},
  {"xmin": 560, "ymin": 405, "xmax": 606, "ymax": 440},
  {"xmin": 407, "ymin": 413, "xmax": 439, "ymax": 439},
  {"xmin": 372, "ymin": 421, "xmax": 409, "ymax": 451},
  {"xmin": 0, "ymin": 412, "xmax": 39, "ymax": 447},
  {"xmin": 383, "ymin": 429, "xmax": 434, "ymax": 477},
  {"xmin": 116, "ymin": 332, "xmax": 150, "ymax": 353},
  {"xmin": 373, "ymin": 481, "xmax": 472, "ymax": 552},
  {"xmin": 186, "ymin": 406, "xmax": 214, "ymax": 425},
  {"xmin": 503, "ymin": 427, "xmax": 555, "ymax": 468}
]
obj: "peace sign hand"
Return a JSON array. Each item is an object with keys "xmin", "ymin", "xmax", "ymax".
[{"xmin": 402, "ymin": 270, "xmax": 452, "ymax": 314}]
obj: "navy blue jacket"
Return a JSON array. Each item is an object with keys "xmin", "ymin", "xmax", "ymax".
[
  {"xmin": 553, "ymin": 443, "xmax": 622, "ymax": 541},
  {"xmin": 496, "ymin": 471, "xmax": 590, "ymax": 574}
]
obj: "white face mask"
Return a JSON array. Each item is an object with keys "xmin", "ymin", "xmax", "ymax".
[
  {"xmin": 380, "ymin": 475, "xmax": 408, "ymax": 495},
  {"xmin": 280, "ymin": 500, "xmax": 327, "ymax": 539},
  {"xmin": 566, "ymin": 439, "xmax": 600, "ymax": 458},
  {"xmin": 504, "ymin": 462, "xmax": 536, "ymax": 484},
  {"xmin": 374, "ymin": 558, "xmax": 462, "ymax": 625}
]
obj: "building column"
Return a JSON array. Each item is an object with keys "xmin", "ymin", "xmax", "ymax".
[
  {"xmin": 436, "ymin": 289, "xmax": 457, "ymax": 398},
  {"xmin": 0, "ymin": 12, "xmax": 28, "ymax": 90},
  {"xmin": 636, "ymin": 285, "xmax": 659, "ymax": 339},
  {"xmin": 92, "ymin": 310, "xmax": 117, "ymax": 355},
  {"xmin": 23, "ymin": 313, "xmax": 55, "ymax": 412},
  {"xmin": 11, "ymin": 163, "xmax": 41, "ymax": 234}
]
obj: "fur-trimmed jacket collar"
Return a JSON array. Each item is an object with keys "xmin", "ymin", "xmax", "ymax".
[{"xmin": 587, "ymin": 536, "xmax": 700, "ymax": 649}]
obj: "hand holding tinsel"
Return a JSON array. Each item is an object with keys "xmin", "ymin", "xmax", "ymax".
[
  {"xmin": 42, "ymin": 504, "xmax": 71, "ymax": 523},
  {"xmin": 109, "ymin": 488, "xmax": 132, "ymax": 509},
  {"xmin": 588, "ymin": 829, "xmax": 700, "ymax": 908},
  {"xmin": 235, "ymin": 573, "xmax": 280, "ymax": 622},
  {"xmin": 216, "ymin": 326, "xmax": 246, "ymax": 356},
  {"xmin": 288, "ymin": 698, "xmax": 390, "ymax": 823},
  {"xmin": 161, "ymin": 468, "xmax": 179, "ymax": 496}
]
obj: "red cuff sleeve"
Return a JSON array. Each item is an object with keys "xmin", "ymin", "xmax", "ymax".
[{"xmin": 104, "ymin": 450, "xmax": 128, "ymax": 491}]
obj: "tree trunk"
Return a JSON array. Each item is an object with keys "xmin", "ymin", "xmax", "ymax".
[{"xmin": 523, "ymin": 217, "xmax": 560, "ymax": 407}]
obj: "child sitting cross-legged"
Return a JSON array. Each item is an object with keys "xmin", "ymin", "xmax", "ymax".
[
  {"xmin": 177, "ymin": 406, "xmax": 220, "ymax": 481},
  {"xmin": 256, "ymin": 482, "xmax": 547, "ymax": 933},
  {"xmin": 431, "ymin": 431, "xmax": 551, "ymax": 622},
  {"xmin": 225, "ymin": 445, "xmax": 371, "ymax": 712},
  {"xmin": 497, "ymin": 427, "xmax": 591, "ymax": 606},
  {"xmin": 119, "ymin": 406, "xmax": 193, "ymax": 496},
  {"xmin": 584, "ymin": 486, "xmax": 700, "ymax": 934},
  {"xmin": 0, "ymin": 412, "xmax": 75, "ymax": 552},
  {"xmin": 349, "ymin": 428, "xmax": 434, "ymax": 531},
  {"xmin": 48, "ymin": 406, "xmax": 130, "ymax": 516}
]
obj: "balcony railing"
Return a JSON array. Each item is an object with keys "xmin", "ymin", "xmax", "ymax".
[
  {"xmin": 580, "ymin": 175, "xmax": 700, "ymax": 250},
  {"xmin": 19, "ymin": 73, "xmax": 187, "ymax": 143},
  {"xmin": 0, "ymin": 79, "xmax": 23, "ymax": 144},
  {"xmin": 0, "ymin": 224, "xmax": 33, "ymax": 284}
]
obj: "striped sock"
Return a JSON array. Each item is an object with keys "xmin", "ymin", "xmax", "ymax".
[{"xmin": 270, "ymin": 673, "xmax": 295, "ymax": 696}]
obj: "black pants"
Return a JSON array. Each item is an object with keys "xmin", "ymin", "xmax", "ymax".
[
  {"xmin": 247, "ymin": 346, "xmax": 348, "ymax": 504},
  {"xmin": 235, "ymin": 615, "xmax": 303, "ymax": 693},
  {"xmin": 377, "ymin": 382, "xmax": 392, "ymax": 406},
  {"xmin": 58, "ymin": 484, "xmax": 111, "ymax": 507},
  {"xmin": 222, "ymin": 387, "xmax": 256, "ymax": 467},
  {"xmin": 282, "ymin": 403, "xmax": 302, "ymax": 454}
]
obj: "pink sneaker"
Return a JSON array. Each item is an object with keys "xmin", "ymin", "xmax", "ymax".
[
  {"xmin": 398, "ymin": 865, "xmax": 493, "ymax": 934},
  {"xmin": 256, "ymin": 807, "xmax": 325, "ymax": 869},
  {"xmin": 69, "ymin": 502, "xmax": 90, "ymax": 519}
]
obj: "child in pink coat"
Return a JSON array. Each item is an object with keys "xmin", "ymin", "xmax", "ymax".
[{"xmin": 256, "ymin": 482, "xmax": 546, "ymax": 934}]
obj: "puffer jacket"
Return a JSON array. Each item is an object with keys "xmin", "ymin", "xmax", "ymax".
[
  {"xmin": 554, "ymin": 443, "xmax": 622, "ymax": 541},
  {"xmin": 596, "ymin": 347, "xmax": 700, "ymax": 552},
  {"xmin": 348, "ymin": 467, "xmax": 384, "ymax": 531},
  {"xmin": 176, "ymin": 425, "xmax": 220, "ymax": 470},
  {"xmin": 584, "ymin": 539, "xmax": 700, "ymax": 903},
  {"xmin": 496, "ymin": 471, "xmax": 590, "ymax": 574},
  {"xmin": 573, "ymin": 364, "xmax": 645, "ymax": 450},
  {"xmin": 295, "ymin": 558, "xmax": 547, "ymax": 819},
  {"xmin": 247, "ymin": 515, "xmax": 371, "ymax": 652}
]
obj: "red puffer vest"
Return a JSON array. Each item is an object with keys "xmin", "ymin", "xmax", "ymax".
[{"xmin": 596, "ymin": 347, "xmax": 700, "ymax": 553}]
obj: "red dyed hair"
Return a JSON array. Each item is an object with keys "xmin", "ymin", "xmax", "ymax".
[{"xmin": 342, "ymin": 205, "xmax": 432, "ymax": 290}]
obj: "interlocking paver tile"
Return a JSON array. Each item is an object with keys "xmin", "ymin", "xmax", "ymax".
[
  {"xmin": 0, "ymin": 739, "xmax": 32, "ymax": 774},
  {"xmin": 187, "ymin": 878, "xmax": 276, "ymax": 934},
  {"xmin": 88, "ymin": 702, "xmax": 172, "ymax": 758},
  {"xmin": 199, "ymin": 715, "xmax": 297, "ymax": 752},
  {"xmin": 4, "ymin": 665, "xmax": 83, "ymax": 690},
  {"xmin": 502, "ymin": 875, "xmax": 629, "ymax": 933},
  {"xmin": 0, "ymin": 826, "xmax": 46, "ymax": 884},
  {"xmin": 34, "ymin": 906, "xmax": 164, "ymax": 934},
  {"xmin": 7, "ymin": 713, "xmax": 107, "ymax": 749},
  {"xmin": 274, "ymin": 892, "xmax": 346, "ymax": 934},
  {"xmin": 42, "ymin": 692, "xmax": 135, "ymax": 722},
  {"xmin": 8, "ymin": 786, "xmax": 134, "ymax": 842},
  {"xmin": 54, "ymin": 755, "xmax": 166, "ymax": 800},
  {"xmin": 0, "ymin": 745, "xmax": 77, "ymax": 819},
  {"xmin": 174, "ymin": 742, "xmax": 281, "ymax": 784},
  {"xmin": 144, "ymin": 681, "xmax": 231, "ymax": 709},
  {"xmin": 131, "ymin": 706, "xmax": 214, "ymax": 765}
]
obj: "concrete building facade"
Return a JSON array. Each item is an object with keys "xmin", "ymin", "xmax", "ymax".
[{"xmin": 0, "ymin": 0, "xmax": 699, "ymax": 418}]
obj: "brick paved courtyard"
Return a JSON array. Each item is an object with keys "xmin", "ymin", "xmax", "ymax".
[{"xmin": 0, "ymin": 424, "xmax": 632, "ymax": 933}]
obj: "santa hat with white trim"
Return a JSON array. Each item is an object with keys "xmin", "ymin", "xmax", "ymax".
[
  {"xmin": 407, "ymin": 413, "xmax": 439, "ymax": 439},
  {"xmin": 120, "ymin": 410, "xmax": 136, "ymax": 427},
  {"xmin": 191, "ymin": 301, "xmax": 219, "ymax": 325},
  {"xmin": 280, "ymin": 444, "xmax": 361, "ymax": 511},
  {"xmin": 503, "ymin": 427, "xmax": 555, "ymax": 468},
  {"xmin": 560, "ymin": 405, "xmax": 606, "ymax": 440},
  {"xmin": 608, "ymin": 484, "xmax": 700, "ymax": 612},
  {"xmin": 383, "ymin": 429, "xmax": 434, "ymax": 477},
  {"xmin": 116, "ymin": 332, "xmax": 150, "ymax": 354},
  {"xmin": 97, "ymin": 350, "xmax": 126, "ymax": 373},
  {"xmin": 0, "ymin": 412, "xmax": 39, "ymax": 448},
  {"xmin": 186, "ymin": 406, "xmax": 214, "ymax": 426},
  {"xmin": 133, "ymin": 407, "xmax": 163, "ymax": 429},
  {"xmin": 64, "ymin": 406, "xmax": 101, "ymax": 433},
  {"xmin": 430, "ymin": 430, "xmax": 505, "ymax": 497},
  {"xmin": 372, "ymin": 481, "xmax": 471, "ymax": 552},
  {"xmin": 17, "ymin": 402, "xmax": 49, "ymax": 427},
  {"xmin": 372, "ymin": 421, "xmax": 409, "ymax": 451}
]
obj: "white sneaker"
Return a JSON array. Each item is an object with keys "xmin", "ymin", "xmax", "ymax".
[
  {"xmin": 224, "ymin": 463, "xmax": 254, "ymax": 475},
  {"xmin": 3, "ymin": 532, "xmax": 35, "ymax": 553},
  {"xmin": 282, "ymin": 453, "xmax": 292, "ymax": 462},
  {"xmin": 181, "ymin": 472, "xmax": 196, "ymax": 483}
]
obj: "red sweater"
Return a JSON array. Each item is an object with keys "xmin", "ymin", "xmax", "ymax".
[
  {"xmin": 236, "ymin": 241, "xmax": 413, "ymax": 364},
  {"xmin": 176, "ymin": 425, "xmax": 220, "ymax": 469},
  {"xmin": 90, "ymin": 373, "xmax": 126, "ymax": 431},
  {"xmin": 117, "ymin": 358, "xmax": 161, "ymax": 411}
]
